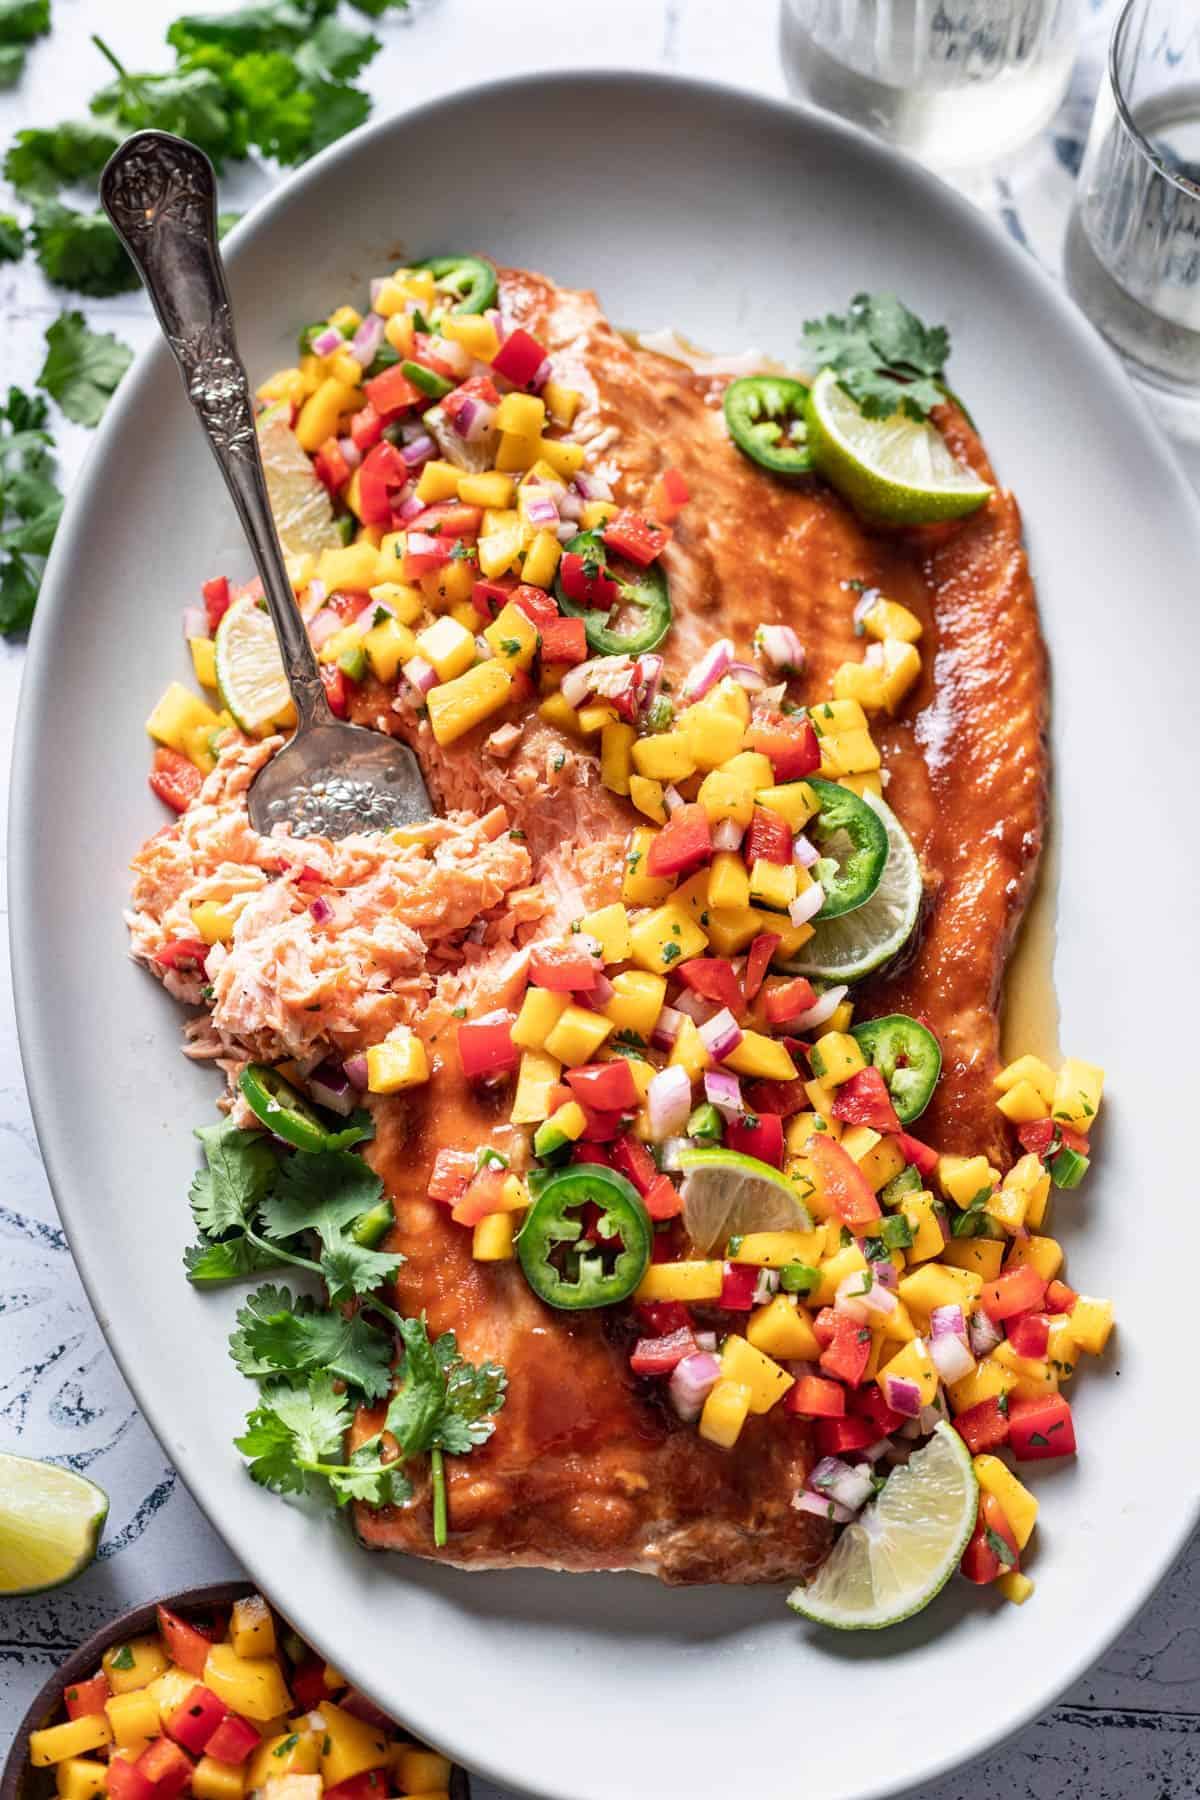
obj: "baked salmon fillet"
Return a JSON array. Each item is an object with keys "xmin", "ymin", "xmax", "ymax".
[{"xmin": 340, "ymin": 269, "xmax": 1047, "ymax": 1577}]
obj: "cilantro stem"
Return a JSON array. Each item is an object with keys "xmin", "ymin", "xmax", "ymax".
[
  {"xmin": 430, "ymin": 1448, "xmax": 447, "ymax": 1548},
  {"xmin": 244, "ymin": 1228, "xmax": 324, "ymax": 1279},
  {"xmin": 90, "ymin": 34, "xmax": 128, "ymax": 81},
  {"xmin": 361, "ymin": 1295, "xmax": 408, "ymax": 1336}
]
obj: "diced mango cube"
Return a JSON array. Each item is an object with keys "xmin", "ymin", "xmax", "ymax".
[
  {"xmin": 457, "ymin": 471, "xmax": 514, "ymax": 509},
  {"xmin": 973, "ymin": 1454, "xmax": 1039, "ymax": 1549},
  {"xmin": 511, "ymin": 1050, "xmax": 563, "ymax": 1125},
  {"xmin": 996, "ymin": 1079, "xmax": 1051, "ymax": 1125},
  {"xmin": 810, "ymin": 1244, "xmax": 868, "ymax": 1308},
  {"xmin": 938, "ymin": 1154, "xmax": 999, "ymax": 1210},
  {"xmin": 426, "ymin": 662, "xmax": 513, "ymax": 745},
  {"xmin": 732, "ymin": 1229, "xmax": 825, "ymax": 1268},
  {"xmin": 415, "ymin": 615, "xmax": 477, "ymax": 683},
  {"xmin": 636, "ymin": 1261, "xmax": 724, "ymax": 1303},
  {"xmin": 629, "ymin": 903, "xmax": 708, "ymax": 973},
  {"xmin": 536, "ymin": 435, "xmax": 585, "ymax": 479},
  {"xmin": 103, "ymin": 1636, "xmax": 168, "ymax": 1695},
  {"xmin": 899, "ymin": 1190, "xmax": 946, "ymax": 1263},
  {"xmin": 818, "ymin": 730, "xmax": 880, "ymax": 777},
  {"xmin": 318, "ymin": 541, "xmax": 386, "ymax": 593},
  {"xmin": 668, "ymin": 1014, "xmax": 711, "ymax": 1082},
  {"xmin": 876, "ymin": 1336, "xmax": 938, "ymax": 1408},
  {"xmin": 897, "ymin": 1261, "xmax": 982, "ymax": 1320},
  {"xmin": 840, "ymin": 1124, "xmax": 906, "ymax": 1192},
  {"xmin": 543, "ymin": 1004, "xmax": 615, "ymax": 1066},
  {"xmin": 30, "ymin": 1718, "xmax": 114, "ymax": 1767},
  {"xmin": 1070, "ymin": 1295, "xmax": 1114, "ymax": 1355},
  {"xmin": 146, "ymin": 682, "xmax": 221, "ymax": 756},
  {"xmin": 105, "ymin": 1689, "xmax": 159, "ymax": 1752},
  {"xmin": 697, "ymin": 766, "xmax": 756, "ymax": 827},
  {"xmin": 947, "ymin": 1359, "xmax": 1018, "ymax": 1414},
  {"xmin": 698, "ymin": 1378, "xmax": 752, "ymax": 1448},
  {"xmin": 990, "ymin": 1341, "xmax": 1058, "ymax": 1401},
  {"xmin": 707, "ymin": 850, "xmax": 750, "ymax": 910},
  {"xmin": 512, "ymin": 986, "xmax": 570, "ymax": 1050},
  {"xmin": 998, "ymin": 1570, "xmax": 1035, "ymax": 1605},
  {"xmin": 55, "ymin": 1761, "xmax": 110, "ymax": 1800},
  {"xmin": 317, "ymin": 1701, "xmax": 390, "ymax": 1787},
  {"xmin": 746, "ymin": 1295, "xmax": 821, "ymax": 1362},
  {"xmin": 876, "ymin": 639, "xmax": 922, "ymax": 713},
  {"xmin": 544, "ymin": 380, "xmax": 582, "ymax": 425},
  {"xmin": 754, "ymin": 781, "xmax": 818, "ymax": 830},
  {"xmin": 189, "ymin": 636, "xmax": 217, "ymax": 689},
  {"xmin": 995, "ymin": 1054, "xmax": 1057, "ymax": 1106},
  {"xmin": 363, "ymin": 615, "xmax": 416, "ymax": 683},
  {"xmin": 1005, "ymin": 1234, "xmax": 1064, "ymax": 1283},
  {"xmin": 703, "ymin": 907, "xmax": 763, "ymax": 956},
  {"xmin": 579, "ymin": 902, "xmax": 633, "ymax": 964},
  {"xmin": 862, "ymin": 597, "xmax": 923, "ymax": 644},
  {"xmin": 631, "ymin": 731, "xmax": 697, "ymax": 783},
  {"xmin": 522, "ymin": 529, "xmax": 562, "ymax": 590},
  {"xmin": 600, "ymin": 722, "xmax": 636, "ymax": 797},
  {"xmin": 473, "ymin": 1212, "xmax": 518, "ymax": 1261},
  {"xmin": 496, "ymin": 392, "xmax": 546, "ymax": 436},
  {"xmin": 809, "ymin": 1031, "xmax": 866, "ymax": 1086},
  {"xmin": 940, "ymin": 1236, "xmax": 1005, "ymax": 1282},
  {"xmin": 494, "ymin": 431, "xmax": 541, "ymax": 474},
  {"xmin": 987, "ymin": 1153, "xmax": 1050, "ymax": 1233},
  {"xmin": 295, "ymin": 378, "xmax": 359, "ymax": 453},
  {"xmin": 748, "ymin": 859, "xmax": 797, "ymax": 912},
  {"xmin": 622, "ymin": 828, "xmax": 675, "ymax": 906},
  {"xmin": 723, "ymin": 1031, "xmax": 797, "ymax": 1082},
  {"xmin": 395, "ymin": 1749, "xmax": 453, "ymax": 1794},
  {"xmin": 366, "ymin": 1029, "xmax": 430, "ymax": 1093},
  {"xmin": 1052, "ymin": 1057, "xmax": 1104, "ymax": 1129},
  {"xmin": 477, "ymin": 526, "xmax": 524, "ymax": 578},
  {"xmin": 720, "ymin": 1333, "xmax": 794, "ymax": 1412},
  {"xmin": 602, "ymin": 970, "xmax": 666, "ymax": 1041},
  {"xmin": 679, "ymin": 703, "xmax": 745, "ymax": 770},
  {"xmin": 629, "ymin": 774, "xmax": 667, "ymax": 823},
  {"xmin": 832, "ymin": 660, "xmax": 887, "ymax": 711},
  {"xmin": 484, "ymin": 601, "xmax": 540, "ymax": 672},
  {"xmin": 440, "ymin": 313, "xmax": 499, "ymax": 360},
  {"xmin": 415, "ymin": 459, "xmax": 464, "ymax": 504}
]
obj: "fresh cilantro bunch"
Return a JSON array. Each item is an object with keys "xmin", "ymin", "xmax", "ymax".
[
  {"xmin": 803, "ymin": 293, "xmax": 950, "ymax": 422},
  {"xmin": 0, "ymin": 386, "xmax": 62, "ymax": 636}
]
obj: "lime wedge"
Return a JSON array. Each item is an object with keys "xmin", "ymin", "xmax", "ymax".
[
  {"xmin": 782, "ymin": 789, "xmax": 922, "ymax": 984},
  {"xmin": 677, "ymin": 1146, "xmax": 813, "ymax": 1257},
  {"xmin": 807, "ymin": 368, "xmax": 992, "ymax": 525},
  {"xmin": 216, "ymin": 594, "xmax": 294, "ymax": 736},
  {"xmin": 259, "ymin": 410, "xmax": 341, "ymax": 561},
  {"xmin": 789, "ymin": 1422, "xmax": 977, "ymax": 1630},
  {"xmin": 0, "ymin": 1453, "xmax": 108, "ymax": 1595}
]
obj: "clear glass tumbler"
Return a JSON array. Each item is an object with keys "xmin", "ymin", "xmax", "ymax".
[
  {"xmin": 1064, "ymin": 0, "xmax": 1200, "ymax": 441},
  {"xmin": 781, "ymin": 0, "xmax": 1084, "ymax": 170}
]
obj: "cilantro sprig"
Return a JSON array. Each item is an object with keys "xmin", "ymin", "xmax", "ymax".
[
  {"xmin": 803, "ymin": 293, "xmax": 950, "ymax": 422},
  {"xmin": 0, "ymin": 386, "xmax": 63, "ymax": 637}
]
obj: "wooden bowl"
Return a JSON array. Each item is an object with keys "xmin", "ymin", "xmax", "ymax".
[{"xmin": 1, "ymin": 1582, "xmax": 471, "ymax": 1800}]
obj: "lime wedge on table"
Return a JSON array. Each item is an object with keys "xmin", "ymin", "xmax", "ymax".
[
  {"xmin": 678, "ymin": 1146, "xmax": 813, "ymax": 1256},
  {"xmin": 259, "ymin": 411, "xmax": 341, "ymax": 560},
  {"xmin": 216, "ymin": 595, "xmax": 294, "ymax": 736},
  {"xmin": 789, "ymin": 1422, "xmax": 977, "ymax": 1630},
  {"xmin": 0, "ymin": 1453, "xmax": 108, "ymax": 1595},
  {"xmin": 806, "ymin": 367, "xmax": 992, "ymax": 525},
  {"xmin": 782, "ymin": 790, "xmax": 922, "ymax": 985}
]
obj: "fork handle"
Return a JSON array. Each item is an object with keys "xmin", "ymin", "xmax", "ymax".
[{"xmin": 101, "ymin": 130, "xmax": 331, "ymax": 731}]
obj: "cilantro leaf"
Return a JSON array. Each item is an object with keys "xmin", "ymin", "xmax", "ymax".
[
  {"xmin": 190, "ymin": 1119, "xmax": 278, "ymax": 1237},
  {"xmin": 89, "ymin": 39, "xmax": 241, "ymax": 163},
  {"xmin": 4, "ymin": 119, "xmax": 122, "ymax": 202},
  {"xmin": 235, "ymin": 1374, "xmax": 412, "ymax": 1507},
  {"xmin": 0, "ymin": 44, "xmax": 23, "ymax": 86},
  {"xmin": 230, "ymin": 1283, "xmax": 393, "ymax": 1398},
  {"xmin": 346, "ymin": 0, "xmax": 409, "ymax": 14},
  {"xmin": 0, "ymin": 385, "xmax": 62, "ymax": 636},
  {"xmin": 323, "ymin": 1108, "xmax": 375, "ymax": 1150},
  {"xmin": 184, "ymin": 1236, "xmax": 281, "ymax": 1285},
  {"xmin": 802, "ymin": 293, "xmax": 950, "ymax": 422},
  {"xmin": 37, "ymin": 311, "xmax": 134, "ymax": 426},
  {"xmin": 985, "ymin": 1526, "xmax": 1018, "ymax": 1570},
  {"xmin": 31, "ymin": 202, "xmax": 137, "ymax": 296},
  {"xmin": 318, "ymin": 1233, "xmax": 403, "ymax": 1303},
  {"xmin": 385, "ymin": 1317, "xmax": 506, "ymax": 1458},
  {"xmin": 167, "ymin": 2, "xmax": 319, "ymax": 57},
  {"xmin": 0, "ymin": 0, "xmax": 49, "ymax": 44},
  {"xmin": 259, "ymin": 1147, "xmax": 383, "ymax": 1242},
  {"xmin": 293, "ymin": 16, "xmax": 379, "ymax": 83}
]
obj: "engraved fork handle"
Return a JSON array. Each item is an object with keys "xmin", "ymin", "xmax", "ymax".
[{"xmin": 100, "ymin": 130, "xmax": 331, "ymax": 731}]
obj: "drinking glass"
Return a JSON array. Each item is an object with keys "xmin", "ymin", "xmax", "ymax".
[
  {"xmin": 1064, "ymin": 0, "xmax": 1200, "ymax": 441},
  {"xmin": 781, "ymin": 0, "xmax": 1084, "ymax": 170}
]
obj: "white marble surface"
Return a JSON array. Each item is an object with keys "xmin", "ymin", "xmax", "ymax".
[{"xmin": 2, "ymin": 1, "xmax": 1197, "ymax": 1794}]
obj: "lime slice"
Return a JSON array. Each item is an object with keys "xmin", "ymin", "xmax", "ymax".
[
  {"xmin": 789, "ymin": 1422, "xmax": 977, "ymax": 1630},
  {"xmin": 677, "ymin": 1146, "xmax": 813, "ymax": 1256},
  {"xmin": 0, "ymin": 1453, "xmax": 108, "ymax": 1595},
  {"xmin": 216, "ymin": 595, "xmax": 293, "ymax": 736},
  {"xmin": 806, "ymin": 368, "xmax": 992, "ymax": 525},
  {"xmin": 258, "ymin": 410, "xmax": 342, "ymax": 561},
  {"xmin": 782, "ymin": 789, "xmax": 922, "ymax": 984}
]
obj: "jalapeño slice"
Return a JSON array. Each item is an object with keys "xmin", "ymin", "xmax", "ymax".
[
  {"xmin": 807, "ymin": 777, "xmax": 890, "ymax": 920},
  {"xmin": 414, "ymin": 254, "xmax": 499, "ymax": 316},
  {"xmin": 555, "ymin": 529, "xmax": 672, "ymax": 657},
  {"xmin": 517, "ymin": 1165, "xmax": 652, "ymax": 1311},
  {"xmin": 851, "ymin": 1014, "xmax": 942, "ymax": 1125},
  {"xmin": 724, "ymin": 375, "xmax": 815, "ymax": 477}
]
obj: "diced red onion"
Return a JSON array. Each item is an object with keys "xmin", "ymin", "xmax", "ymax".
[
  {"xmin": 895, "ymin": 1418, "xmax": 923, "ymax": 1440},
  {"xmin": 308, "ymin": 895, "xmax": 335, "ymax": 925},
  {"xmin": 436, "ymin": 339, "xmax": 471, "ymax": 377},
  {"xmin": 834, "ymin": 1275, "xmax": 872, "ymax": 1324},
  {"xmin": 308, "ymin": 1058, "xmax": 356, "ymax": 1117},
  {"xmin": 337, "ymin": 434, "xmax": 361, "ymax": 472},
  {"xmin": 556, "ymin": 520, "xmax": 580, "ymax": 543},
  {"xmin": 790, "ymin": 984, "xmax": 849, "ymax": 1032},
  {"xmin": 752, "ymin": 1268, "xmax": 780, "ymax": 1304},
  {"xmin": 401, "ymin": 434, "xmax": 436, "ymax": 468},
  {"xmin": 182, "ymin": 605, "xmax": 208, "ymax": 639},
  {"xmin": 869, "ymin": 1256, "xmax": 899, "ymax": 1290},
  {"xmin": 694, "ymin": 1330, "xmax": 718, "ymax": 1353},
  {"xmin": 449, "ymin": 395, "xmax": 480, "ymax": 437},
  {"xmin": 673, "ymin": 989, "xmax": 720, "ymax": 1026},
  {"xmin": 883, "ymin": 1373, "xmax": 923, "ymax": 1418},
  {"xmin": 524, "ymin": 491, "xmax": 560, "ymax": 528},
  {"xmin": 699, "ymin": 1008, "xmax": 743, "ymax": 1062},
  {"xmin": 929, "ymin": 1330, "xmax": 975, "ymax": 1385},
  {"xmin": 343, "ymin": 1055, "xmax": 369, "ymax": 1090},
  {"xmin": 403, "ymin": 656, "xmax": 438, "ymax": 696},
  {"xmin": 853, "ymin": 589, "xmax": 879, "ymax": 631},
  {"xmin": 969, "ymin": 1309, "xmax": 1003, "ymax": 1357},
  {"xmin": 711, "ymin": 818, "xmax": 744, "ymax": 852},
  {"xmin": 668, "ymin": 1352, "xmax": 721, "ymax": 1422},
  {"xmin": 663, "ymin": 784, "xmax": 686, "ymax": 816},
  {"xmin": 651, "ymin": 1004, "xmax": 684, "ymax": 1050},
  {"xmin": 809, "ymin": 1456, "xmax": 875, "ymax": 1512},
  {"xmin": 636, "ymin": 654, "xmax": 664, "ymax": 712},
  {"xmin": 754, "ymin": 623, "xmax": 806, "ymax": 675},
  {"xmin": 703, "ymin": 1068, "xmax": 744, "ymax": 1118},
  {"xmin": 793, "ymin": 832, "xmax": 819, "ymax": 868},
  {"xmin": 793, "ymin": 1489, "xmax": 855, "ymax": 1525},
  {"xmin": 682, "ymin": 638, "xmax": 734, "ymax": 700},
  {"xmin": 368, "ymin": 277, "xmax": 388, "ymax": 310},
  {"xmin": 311, "ymin": 325, "xmax": 343, "ymax": 356},
  {"xmin": 788, "ymin": 883, "xmax": 825, "ymax": 928},
  {"xmin": 861, "ymin": 1437, "xmax": 892, "ymax": 1463},
  {"xmin": 309, "ymin": 608, "xmax": 343, "ymax": 652},
  {"xmin": 396, "ymin": 493, "xmax": 425, "ymax": 523},
  {"xmin": 930, "ymin": 1304, "xmax": 969, "ymax": 1345},
  {"xmin": 474, "ymin": 634, "xmax": 494, "ymax": 661},
  {"xmin": 647, "ymin": 1065, "xmax": 693, "ymax": 1142},
  {"xmin": 558, "ymin": 489, "xmax": 584, "ymax": 522},
  {"xmin": 460, "ymin": 397, "xmax": 498, "ymax": 445},
  {"xmin": 530, "ymin": 357, "xmax": 552, "ymax": 393},
  {"xmin": 726, "ymin": 660, "xmax": 768, "ymax": 692},
  {"xmin": 859, "ymin": 1279, "xmax": 897, "ymax": 1318},
  {"xmin": 485, "ymin": 308, "xmax": 504, "ymax": 339},
  {"xmin": 573, "ymin": 469, "xmax": 613, "ymax": 503},
  {"xmin": 349, "ymin": 312, "xmax": 385, "ymax": 368},
  {"xmin": 919, "ymin": 1391, "xmax": 950, "ymax": 1433}
]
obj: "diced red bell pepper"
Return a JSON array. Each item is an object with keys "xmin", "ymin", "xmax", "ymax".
[
  {"xmin": 324, "ymin": 1775, "xmax": 390, "ymax": 1800},
  {"xmin": 106, "ymin": 1761, "xmax": 155, "ymax": 1800},
  {"xmin": 427, "ymin": 1147, "xmax": 476, "ymax": 1203},
  {"xmin": 64, "ymin": 1672, "xmax": 111, "ymax": 1718},
  {"xmin": 156, "ymin": 1606, "xmax": 222, "ymax": 1679},
  {"xmin": 406, "ymin": 501, "xmax": 482, "ymax": 540},
  {"xmin": 364, "ymin": 362, "xmax": 423, "ymax": 418},
  {"xmin": 646, "ymin": 803, "xmax": 713, "ymax": 878},
  {"xmin": 979, "ymin": 1264, "xmax": 1047, "ymax": 1324},
  {"xmin": 649, "ymin": 466, "xmax": 689, "ymax": 523},
  {"xmin": 326, "ymin": 588, "xmax": 373, "ymax": 621},
  {"xmin": 289, "ymin": 1658, "xmax": 328, "ymax": 1711},
  {"xmin": 314, "ymin": 436, "xmax": 351, "ymax": 494},
  {"xmin": 785, "ymin": 1373, "xmax": 846, "ymax": 1418},
  {"xmin": 451, "ymin": 1166, "xmax": 509, "ymax": 1226},
  {"xmin": 1045, "ymin": 1279, "xmax": 1078, "ymax": 1315},
  {"xmin": 510, "ymin": 583, "xmax": 559, "ymax": 629},
  {"xmin": 1006, "ymin": 1311, "xmax": 1051, "ymax": 1359},
  {"xmin": 566, "ymin": 1060, "xmax": 639, "ymax": 1111},
  {"xmin": 203, "ymin": 1712, "xmax": 261, "ymax": 1765},
  {"xmin": 149, "ymin": 747, "xmax": 203, "ymax": 814},
  {"xmin": 819, "ymin": 1312, "xmax": 873, "ymax": 1386},
  {"xmin": 153, "ymin": 937, "xmax": 210, "ymax": 972},
  {"xmin": 610, "ymin": 1133, "xmax": 658, "ymax": 1197},
  {"xmin": 746, "ymin": 712, "xmax": 821, "ymax": 780},
  {"xmin": 559, "ymin": 549, "xmax": 621, "ymax": 612},
  {"xmin": 630, "ymin": 1327, "xmax": 698, "ymax": 1376},
  {"xmin": 539, "ymin": 617, "xmax": 588, "ymax": 663},
  {"xmin": 1017, "ymin": 1117, "xmax": 1090, "ymax": 1160},
  {"xmin": 832, "ymin": 1067, "xmax": 902, "ymax": 1135},
  {"xmin": 744, "ymin": 932, "xmax": 781, "ymax": 1001},
  {"xmin": 410, "ymin": 331, "xmax": 459, "ymax": 378},
  {"xmin": 636, "ymin": 1300, "xmax": 691, "ymax": 1336},
  {"xmin": 457, "ymin": 1016, "xmax": 519, "ymax": 1082},
  {"xmin": 720, "ymin": 1262, "xmax": 759, "ymax": 1311},
  {"xmin": 603, "ymin": 508, "xmax": 671, "ymax": 567},
  {"xmin": 894, "ymin": 1130, "xmax": 939, "ymax": 1178},
  {"xmin": 165, "ymin": 1684, "xmax": 228, "ymax": 1755},
  {"xmin": 725, "ymin": 1111, "xmax": 784, "ymax": 1168},
  {"xmin": 763, "ymin": 976, "xmax": 818, "ymax": 1027},
  {"xmin": 349, "ymin": 403, "xmax": 385, "ymax": 453},
  {"xmin": 577, "ymin": 1105, "xmax": 627, "ymax": 1143},
  {"xmin": 953, "ymin": 1396, "xmax": 1011, "ymax": 1455},
  {"xmin": 651, "ymin": 1224, "xmax": 682, "ymax": 1262},
  {"xmin": 400, "ymin": 531, "xmax": 454, "ymax": 581},
  {"xmin": 849, "ymin": 1383, "xmax": 905, "ymax": 1438},
  {"xmin": 961, "ymin": 1492, "xmax": 1021, "ymax": 1584},
  {"xmin": 677, "ymin": 957, "xmax": 743, "ymax": 1015},
  {"xmin": 471, "ymin": 578, "xmax": 513, "ymax": 621},
  {"xmin": 202, "ymin": 575, "xmax": 231, "ymax": 633},
  {"xmin": 808, "ymin": 1132, "xmax": 881, "ymax": 1232},
  {"xmin": 529, "ymin": 942, "xmax": 599, "ymax": 990},
  {"xmin": 357, "ymin": 440, "xmax": 408, "ymax": 526},
  {"xmin": 135, "ymin": 1739, "xmax": 194, "ymax": 1800},
  {"xmin": 322, "ymin": 663, "xmax": 353, "ymax": 717},
  {"xmin": 813, "ymin": 1414, "xmax": 878, "ymax": 1455},
  {"xmin": 492, "ymin": 327, "xmax": 547, "ymax": 388},
  {"xmin": 745, "ymin": 807, "xmax": 793, "ymax": 866},
  {"xmin": 812, "ymin": 1306, "xmax": 838, "ymax": 1349},
  {"xmin": 743, "ymin": 1077, "xmax": 810, "ymax": 1118},
  {"xmin": 643, "ymin": 1173, "xmax": 684, "ymax": 1220},
  {"xmin": 1008, "ymin": 1393, "xmax": 1076, "ymax": 1462}
]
